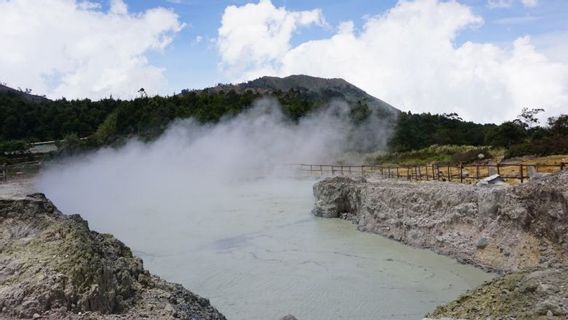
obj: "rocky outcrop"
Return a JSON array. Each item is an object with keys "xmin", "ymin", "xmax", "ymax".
[
  {"xmin": 313, "ymin": 173, "xmax": 568, "ymax": 272},
  {"xmin": 0, "ymin": 193, "xmax": 226, "ymax": 320},
  {"xmin": 427, "ymin": 267, "xmax": 568, "ymax": 319},
  {"xmin": 314, "ymin": 173, "xmax": 568, "ymax": 319}
]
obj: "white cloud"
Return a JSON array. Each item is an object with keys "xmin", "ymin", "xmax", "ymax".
[
  {"xmin": 488, "ymin": 0, "xmax": 539, "ymax": 9},
  {"xmin": 110, "ymin": 0, "xmax": 127, "ymax": 15},
  {"xmin": 217, "ymin": 0, "xmax": 325, "ymax": 79},
  {"xmin": 532, "ymin": 31, "xmax": 568, "ymax": 65},
  {"xmin": 218, "ymin": 0, "xmax": 568, "ymax": 123},
  {"xmin": 193, "ymin": 35, "xmax": 203, "ymax": 45},
  {"xmin": 0, "ymin": 0, "xmax": 184, "ymax": 99}
]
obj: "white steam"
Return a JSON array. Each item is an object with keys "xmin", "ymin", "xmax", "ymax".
[{"xmin": 36, "ymin": 98, "xmax": 391, "ymax": 226}]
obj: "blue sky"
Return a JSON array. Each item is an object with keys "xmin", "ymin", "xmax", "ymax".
[
  {"xmin": 122, "ymin": 0, "xmax": 568, "ymax": 93},
  {"xmin": 0, "ymin": 0, "xmax": 566, "ymax": 122},
  {"xmin": 130, "ymin": 0, "xmax": 409, "ymax": 91}
]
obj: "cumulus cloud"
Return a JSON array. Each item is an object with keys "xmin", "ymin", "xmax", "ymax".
[
  {"xmin": 217, "ymin": 0, "xmax": 566, "ymax": 123},
  {"xmin": 0, "ymin": 0, "xmax": 184, "ymax": 99},
  {"xmin": 217, "ymin": 0, "xmax": 325, "ymax": 79}
]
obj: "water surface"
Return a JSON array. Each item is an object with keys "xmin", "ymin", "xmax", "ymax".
[{"xmin": 41, "ymin": 178, "xmax": 493, "ymax": 320}]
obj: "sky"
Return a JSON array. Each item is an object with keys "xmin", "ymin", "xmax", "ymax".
[{"xmin": 0, "ymin": 0, "xmax": 567, "ymax": 123}]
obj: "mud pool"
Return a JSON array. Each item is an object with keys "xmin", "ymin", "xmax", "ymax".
[{"xmin": 39, "ymin": 177, "xmax": 494, "ymax": 320}]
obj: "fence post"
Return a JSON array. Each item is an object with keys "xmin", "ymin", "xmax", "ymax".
[
  {"xmin": 447, "ymin": 164, "xmax": 451, "ymax": 181},
  {"xmin": 460, "ymin": 163, "xmax": 463, "ymax": 183},
  {"xmin": 497, "ymin": 163, "xmax": 501, "ymax": 176},
  {"xmin": 476, "ymin": 165, "xmax": 480, "ymax": 180},
  {"xmin": 520, "ymin": 164, "xmax": 524, "ymax": 183},
  {"xmin": 561, "ymin": 162, "xmax": 565, "ymax": 171},
  {"xmin": 396, "ymin": 167, "xmax": 399, "ymax": 178}
]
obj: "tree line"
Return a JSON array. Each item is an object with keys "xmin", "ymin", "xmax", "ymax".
[
  {"xmin": 390, "ymin": 108, "xmax": 568, "ymax": 158},
  {"xmin": 0, "ymin": 88, "xmax": 330, "ymax": 154},
  {"xmin": 0, "ymin": 88, "xmax": 566, "ymax": 159}
]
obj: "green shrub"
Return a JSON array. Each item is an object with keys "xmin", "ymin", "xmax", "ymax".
[
  {"xmin": 374, "ymin": 145, "xmax": 503, "ymax": 165},
  {"xmin": 0, "ymin": 140, "xmax": 30, "ymax": 153},
  {"xmin": 506, "ymin": 136, "xmax": 568, "ymax": 158},
  {"xmin": 451, "ymin": 148, "xmax": 493, "ymax": 163}
]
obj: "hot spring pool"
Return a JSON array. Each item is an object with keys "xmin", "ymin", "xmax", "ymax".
[{"xmin": 39, "ymin": 177, "xmax": 493, "ymax": 320}]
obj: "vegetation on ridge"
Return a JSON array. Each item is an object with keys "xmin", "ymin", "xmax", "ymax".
[
  {"xmin": 0, "ymin": 76, "xmax": 567, "ymax": 163},
  {"xmin": 386, "ymin": 110, "xmax": 568, "ymax": 164},
  {"xmin": 372, "ymin": 145, "xmax": 506, "ymax": 165}
]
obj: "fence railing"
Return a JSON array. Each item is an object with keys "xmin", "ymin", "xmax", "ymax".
[
  {"xmin": 296, "ymin": 162, "xmax": 567, "ymax": 184},
  {"xmin": 2, "ymin": 161, "xmax": 566, "ymax": 185}
]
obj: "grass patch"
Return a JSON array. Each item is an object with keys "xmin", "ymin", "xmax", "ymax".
[{"xmin": 371, "ymin": 145, "xmax": 506, "ymax": 165}]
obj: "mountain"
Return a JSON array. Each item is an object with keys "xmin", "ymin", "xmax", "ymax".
[
  {"xmin": 0, "ymin": 84, "xmax": 49, "ymax": 103},
  {"xmin": 204, "ymin": 75, "xmax": 400, "ymax": 115}
]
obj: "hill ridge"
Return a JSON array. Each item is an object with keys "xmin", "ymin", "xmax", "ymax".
[
  {"xmin": 0, "ymin": 84, "xmax": 49, "ymax": 103},
  {"xmin": 202, "ymin": 74, "xmax": 400, "ymax": 115}
]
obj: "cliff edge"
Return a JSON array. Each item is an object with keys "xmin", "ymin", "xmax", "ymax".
[
  {"xmin": 0, "ymin": 193, "xmax": 226, "ymax": 320},
  {"xmin": 313, "ymin": 173, "xmax": 568, "ymax": 272},
  {"xmin": 312, "ymin": 172, "xmax": 568, "ymax": 319}
]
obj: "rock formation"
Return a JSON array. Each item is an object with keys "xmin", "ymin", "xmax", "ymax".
[
  {"xmin": 427, "ymin": 267, "xmax": 568, "ymax": 319},
  {"xmin": 313, "ymin": 173, "xmax": 568, "ymax": 272},
  {"xmin": 0, "ymin": 193, "xmax": 226, "ymax": 320},
  {"xmin": 312, "ymin": 172, "xmax": 568, "ymax": 319}
]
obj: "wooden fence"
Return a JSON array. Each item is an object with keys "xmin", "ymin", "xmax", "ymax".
[
  {"xmin": 1, "ymin": 161, "xmax": 566, "ymax": 185},
  {"xmin": 296, "ymin": 162, "xmax": 567, "ymax": 184}
]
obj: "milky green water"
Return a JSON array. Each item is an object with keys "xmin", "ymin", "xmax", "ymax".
[{"xmin": 42, "ymin": 178, "xmax": 493, "ymax": 320}]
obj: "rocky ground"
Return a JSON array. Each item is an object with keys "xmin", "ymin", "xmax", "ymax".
[
  {"xmin": 312, "ymin": 171, "xmax": 568, "ymax": 319},
  {"xmin": 427, "ymin": 267, "xmax": 568, "ymax": 320},
  {"xmin": 0, "ymin": 192, "xmax": 226, "ymax": 320}
]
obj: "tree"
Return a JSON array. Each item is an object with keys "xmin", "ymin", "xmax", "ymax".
[
  {"xmin": 516, "ymin": 107, "xmax": 545, "ymax": 129},
  {"xmin": 548, "ymin": 115, "xmax": 568, "ymax": 136},
  {"xmin": 2, "ymin": 115, "xmax": 19, "ymax": 139},
  {"xmin": 486, "ymin": 121, "xmax": 527, "ymax": 147},
  {"xmin": 442, "ymin": 113, "xmax": 463, "ymax": 121}
]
